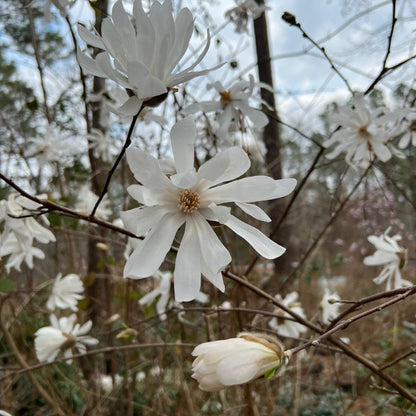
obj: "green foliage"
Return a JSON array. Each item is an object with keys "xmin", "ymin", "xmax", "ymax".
[{"xmin": 0, "ymin": 278, "xmax": 17, "ymax": 292}]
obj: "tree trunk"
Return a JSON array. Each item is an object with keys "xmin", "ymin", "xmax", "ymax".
[{"xmin": 253, "ymin": 2, "xmax": 291, "ymax": 287}]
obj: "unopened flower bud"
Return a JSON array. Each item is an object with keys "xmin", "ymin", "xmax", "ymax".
[{"xmin": 191, "ymin": 332, "xmax": 290, "ymax": 391}]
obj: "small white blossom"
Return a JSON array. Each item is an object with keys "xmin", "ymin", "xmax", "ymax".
[
  {"xmin": 192, "ymin": 332, "xmax": 289, "ymax": 391},
  {"xmin": 320, "ymin": 289, "xmax": 341, "ymax": 325},
  {"xmin": 0, "ymin": 194, "xmax": 55, "ymax": 273},
  {"xmin": 46, "ymin": 273, "xmax": 84, "ymax": 312},
  {"xmin": 225, "ymin": 0, "xmax": 269, "ymax": 33},
  {"xmin": 398, "ymin": 112, "xmax": 416, "ymax": 149},
  {"xmin": 74, "ymin": 185, "xmax": 112, "ymax": 220},
  {"xmin": 323, "ymin": 94, "xmax": 403, "ymax": 168},
  {"xmin": 99, "ymin": 374, "xmax": 124, "ymax": 394},
  {"xmin": 184, "ymin": 76, "xmax": 268, "ymax": 146},
  {"xmin": 122, "ymin": 117, "xmax": 296, "ymax": 301},
  {"xmin": 34, "ymin": 314, "xmax": 98, "ymax": 363},
  {"xmin": 77, "ymin": 0, "xmax": 217, "ymax": 115},
  {"xmin": 269, "ymin": 291, "xmax": 307, "ymax": 338},
  {"xmin": 87, "ymin": 129, "xmax": 118, "ymax": 164},
  {"xmin": 363, "ymin": 227, "xmax": 411, "ymax": 290}
]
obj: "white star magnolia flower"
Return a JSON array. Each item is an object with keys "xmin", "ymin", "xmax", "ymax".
[
  {"xmin": 46, "ymin": 273, "xmax": 84, "ymax": 312},
  {"xmin": 269, "ymin": 291, "xmax": 307, "ymax": 338},
  {"xmin": 74, "ymin": 185, "xmax": 112, "ymax": 220},
  {"xmin": 320, "ymin": 288, "xmax": 341, "ymax": 325},
  {"xmin": 184, "ymin": 75, "xmax": 269, "ymax": 146},
  {"xmin": 0, "ymin": 193, "xmax": 55, "ymax": 273},
  {"xmin": 87, "ymin": 128, "xmax": 118, "ymax": 164},
  {"xmin": 323, "ymin": 94, "xmax": 403, "ymax": 168},
  {"xmin": 398, "ymin": 112, "xmax": 416, "ymax": 149},
  {"xmin": 192, "ymin": 332, "xmax": 289, "ymax": 391},
  {"xmin": 121, "ymin": 117, "xmax": 296, "ymax": 301},
  {"xmin": 34, "ymin": 314, "xmax": 98, "ymax": 363},
  {"xmin": 225, "ymin": 0, "xmax": 269, "ymax": 33},
  {"xmin": 77, "ymin": 0, "xmax": 217, "ymax": 116},
  {"xmin": 139, "ymin": 270, "xmax": 208, "ymax": 320},
  {"xmin": 363, "ymin": 227, "xmax": 411, "ymax": 291}
]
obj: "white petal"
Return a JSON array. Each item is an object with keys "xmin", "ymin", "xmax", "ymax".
[
  {"xmin": 205, "ymin": 177, "xmax": 296, "ymax": 203},
  {"xmin": 124, "ymin": 214, "xmax": 183, "ymax": 278},
  {"xmin": 77, "ymin": 24, "xmax": 104, "ymax": 49},
  {"xmin": 116, "ymin": 96, "xmax": 143, "ymax": 116},
  {"xmin": 225, "ymin": 215, "xmax": 285, "ymax": 259},
  {"xmin": 76, "ymin": 48, "xmax": 106, "ymax": 77},
  {"xmin": 126, "ymin": 148, "xmax": 173, "ymax": 189},
  {"xmin": 121, "ymin": 206, "xmax": 167, "ymax": 236},
  {"xmin": 192, "ymin": 213, "xmax": 231, "ymax": 275},
  {"xmin": 171, "ymin": 116, "xmax": 196, "ymax": 173},
  {"xmin": 236, "ymin": 202, "xmax": 271, "ymax": 222},
  {"xmin": 170, "ymin": 169, "xmax": 197, "ymax": 189},
  {"xmin": 197, "ymin": 147, "xmax": 250, "ymax": 187},
  {"xmin": 174, "ymin": 220, "xmax": 202, "ymax": 302}
]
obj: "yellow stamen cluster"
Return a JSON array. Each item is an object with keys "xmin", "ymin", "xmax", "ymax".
[
  {"xmin": 220, "ymin": 90, "xmax": 233, "ymax": 106},
  {"xmin": 358, "ymin": 125, "xmax": 371, "ymax": 138},
  {"xmin": 178, "ymin": 189, "xmax": 201, "ymax": 214}
]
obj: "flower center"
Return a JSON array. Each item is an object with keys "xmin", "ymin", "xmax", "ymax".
[
  {"xmin": 220, "ymin": 90, "xmax": 233, "ymax": 106},
  {"xmin": 358, "ymin": 125, "xmax": 371, "ymax": 138},
  {"xmin": 178, "ymin": 189, "xmax": 201, "ymax": 214}
]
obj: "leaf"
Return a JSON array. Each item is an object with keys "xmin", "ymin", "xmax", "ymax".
[
  {"xmin": 263, "ymin": 366, "xmax": 279, "ymax": 380},
  {"xmin": 0, "ymin": 278, "xmax": 16, "ymax": 293}
]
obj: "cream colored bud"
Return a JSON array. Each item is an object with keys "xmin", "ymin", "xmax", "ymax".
[{"xmin": 191, "ymin": 332, "xmax": 289, "ymax": 391}]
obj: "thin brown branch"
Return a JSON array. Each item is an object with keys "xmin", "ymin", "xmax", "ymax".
[
  {"xmin": 91, "ymin": 108, "xmax": 143, "ymax": 216},
  {"xmin": 0, "ymin": 172, "xmax": 139, "ymax": 239},
  {"xmin": 245, "ymin": 146, "xmax": 325, "ymax": 275},
  {"xmin": 281, "ymin": 12, "xmax": 353, "ymax": 93},
  {"xmin": 279, "ymin": 165, "xmax": 371, "ymax": 291},
  {"xmin": 225, "ymin": 271, "xmax": 416, "ymax": 404}
]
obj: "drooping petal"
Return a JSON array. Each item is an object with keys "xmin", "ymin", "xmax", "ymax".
[
  {"xmin": 192, "ymin": 213, "xmax": 231, "ymax": 276},
  {"xmin": 174, "ymin": 219, "xmax": 202, "ymax": 301},
  {"xmin": 225, "ymin": 215, "xmax": 285, "ymax": 259},
  {"xmin": 236, "ymin": 202, "xmax": 271, "ymax": 222}
]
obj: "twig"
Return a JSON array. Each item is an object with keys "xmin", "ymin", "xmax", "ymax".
[
  {"xmin": 0, "ymin": 297, "xmax": 66, "ymax": 415},
  {"xmin": 225, "ymin": 271, "xmax": 416, "ymax": 404},
  {"xmin": 281, "ymin": 12, "xmax": 353, "ymax": 94},
  {"xmin": 245, "ymin": 146, "xmax": 325, "ymax": 275},
  {"xmin": 91, "ymin": 108, "xmax": 143, "ymax": 216},
  {"xmin": 279, "ymin": 165, "xmax": 371, "ymax": 291},
  {"xmin": 0, "ymin": 172, "xmax": 139, "ymax": 239},
  {"xmin": 379, "ymin": 347, "xmax": 416, "ymax": 371},
  {"xmin": 0, "ymin": 343, "xmax": 195, "ymax": 382},
  {"xmin": 328, "ymin": 286, "xmax": 416, "ymax": 330}
]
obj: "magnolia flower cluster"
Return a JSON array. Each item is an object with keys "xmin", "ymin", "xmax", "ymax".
[
  {"xmin": 184, "ymin": 76, "xmax": 269, "ymax": 147},
  {"xmin": 78, "ymin": 0, "xmax": 217, "ymax": 115},
  {"xmin": 192, "ymin": 332, "xmax": 290, "ymax": 391},
  {"xmin": 34, "ymin": 272, "xmax": 98, "ymax": 363},
  {"xmin": 0, "ymin": 193, "xmax": 55, "ymax": 273},
  {"xmin": 122, "ymin": 116, "xmax": 296, "ymax": 301},
  {"xmin": 323, "ymin": 94, "xmax": 404, "ymax": 168},
  {"xmin": 364, "ymin": 227, "xmax": 411, "ymax": 290},
  {"xmin": 269, "ymin": 291, "xmax": 307, "ymax": 339}
]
